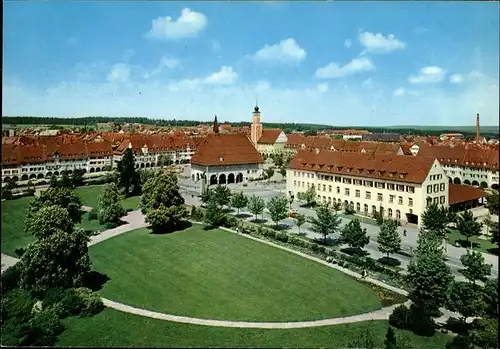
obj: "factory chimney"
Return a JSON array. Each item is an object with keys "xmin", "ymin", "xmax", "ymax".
[{"xmin": 476, "ymin": 113, "xmax": 480, "ymax": 144}]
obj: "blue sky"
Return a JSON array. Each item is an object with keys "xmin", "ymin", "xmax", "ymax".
[{"xmin": 3, "ymin": 1, "xmax": 499, "ymax": 126}]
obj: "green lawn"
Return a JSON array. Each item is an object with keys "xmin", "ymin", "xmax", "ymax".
[
  {"xmin": 446, "ymin": 228, "xmax": 497, "ymax": 255},
  {"xmin": 56, "ymin": 308, "xmax": 451, "ymax": 348},
  {"xmin": 89, "ymin": 225, "xmax": 382, "ymax": 322},
  {"xmin": 77, "ymin": 212, "xmax": 108, "ymax": 233},
  {"xmin": 74, "ymin": 184, "xmax": 141, "ymax": 210},
  {"xmin": 1, "ymin": 197, "xmax": 35, "ymax": 256}
]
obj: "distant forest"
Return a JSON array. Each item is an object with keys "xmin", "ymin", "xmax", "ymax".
[{"xmin": 2, "ymin": 116, "xmax": 498, "ymax": 138}]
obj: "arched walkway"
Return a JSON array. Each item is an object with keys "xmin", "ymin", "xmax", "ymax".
[
  {"xmin": 96, "ymin": 167, "xmax": 101, "ymax": 173},
  {"xmin": 472, "ymin": 180, "xmax": 479, "ymax": 187},
  {"xmin": 12, "ymin": 176, "xmax": 19, "ymax": 182},
  {"xmin": 227, "ymin": 173, "xmax": 235, "ymax": 184},
  {"xmin": 90, "ymin": 168, "xmax": 95, "ymax": 173},
  {"xmin": 29, "ymin": 174, "xmax": 36, "ymax": 180},
  {"xmin": 453, "ymin": 178, "xmax": 461, "ymax": 185},
  {"xmin": 492, "ymin": 183, "xmax": 499, "ymax": 191},
  {"xmin": 210, "ymin": 175, "xmax": 217, "ymax": 185},
  {"xmin": 236, "ymin": 173, "xmax": 243, "ymax": 183},
  {"xmin": 37, "ymin": 173, "xmax": 44, "ymax": 179},
  {"xmin": 145, "ymin": 163, "xmax": 150, "ymax": 168},
  {"xmin": 46, "ymin": 172, "xmax": 53, "ymax": 178},
  {"xmin": 219, "ymin": 174, "xmax": 227, "ymax": 185},
  {"xmin": 54, "ymin": 171, "xmax": 59, "ymax": 176},
  {"xmin": 480, "ymin": 181, "xmax": 488, "ymax": 189},
  {"xmin": 140, "ymin": 163, "xmax": 145, "ymax": 169},
  {"xmin": 21, "ymin": 174, "xmax": 29, "ymax": 181},
  {"xmin": 4, "ymin": 176, "xmax": 10, "ymax": 182},
  {"xmin": 464, "ymin": 180, "xmax": 471, "ymax": 185}
]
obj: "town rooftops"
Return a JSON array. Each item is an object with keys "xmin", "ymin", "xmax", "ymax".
[
  {"xmin": 190, "ymin": 133, "xmax": 264, "ymax": 166},
  {"xmin": 288, "ymin": 149, "xmax": 436, "ymax": 184},
  {"xmin": 258, "ymin": 129, "xmax": 283, "ymax": 144},
  {"xmin": 448, "ymin": 183, "xmax": 486, "ymax": 205}
]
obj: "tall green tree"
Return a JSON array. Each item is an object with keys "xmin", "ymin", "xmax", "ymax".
[
  {"xmin": 447, "ymin": 281, "xmax": 486, "ymax": 323},
  {"xmin": 482, "ymin": 278, "xmax": 498, "ymax": 317},
  {"xmin": 98, "ymin": 183, "xmax": 126, "ymax": 225},
  {"xmin": 71, "ymin": 169, "xmax": 85, "ymax": 187},
  {"xmin": 421, "ymin": 202, "xmax": 450, "ymax": 248},
  {"xmin": 407, "ymin": 230, "xmax": 454, "ymax": 314},
  {"xmin": 140, "ymin": 173, "xmax": 187, "ymax": 234},
  {"xmin": 267, "ymin": 194, "xmax": 289, "ymax": 226},
  {"xmin": 157, "ymin": 154, "xmax": 173, "ymax": 168},
  {"xmin": 378, "ymin": 219, "xmax": 402, "ymax": 259},
  {"xmin": 384, "ymin": 326, "xmax": 397, "ymax": 349},
  {"xmin": 264, "ymin": 167, "xmax": 275, "ymax": 181},
  {"xmin": 117, "ymin": 148, "xmax": 141, "ymax": 197},
  {"xmin": 341, "ymin": 218, "xmax": 369, "ymax": 250},
  {"xmin": 59, "ymin": 172, "xmax": 72, "ymax": 188},
  {"xmin": 203, "ymin": 200, "xmax": 226, "ymax": 228},
  {"xmin": 297, "ymin": 186, "xmax": 316, "ymax": 206},
  {"xmin": 213, "ymin": 185, "xmax": 232, "ymax": 207},
  {"xmin": 294, "ymin": 213, "xmax": 306, "ymax": 235},
  {"xmin": 485, "ymin": 191, "xmax": 499, "ymax": 216},
  {"xmin": 279, "ymin": 167, "xmax": 287, "ymax": 178},
  {"xmin": 230, "ymin": 191, "xmax": 248, "ymax": 215},
  {"xmin": 25, "ymin": 205, "xmax": 74, "ymax": 239},
  {"xmin": 26, "ymin": 187, "xmax": 83, "ymax": 224},
  {"xmin": 200, "ymin": 188, "xmax": 214, "ymax": 206},
  {"xmin": 49, "ymin": 174, "xmax": 59, "ymax": 188},
  {"xmin": 456, "ymin": 211, "xmax": 483, "ymax": 248},
  {"xmin": 247, "ymin": 194, "xmax": 265, "ymax": 221},
  {"xmin": 459, "ymin": 250, "xmax": 492, "ymax": 286},
  {"xmin": 310, "ymin": 204, "xmax": 342, "ymax": 244}
]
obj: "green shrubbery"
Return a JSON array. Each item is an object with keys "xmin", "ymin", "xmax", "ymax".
[{"xmin": 88, "ymin": 208, "xmax": 98, "ymax": 221}]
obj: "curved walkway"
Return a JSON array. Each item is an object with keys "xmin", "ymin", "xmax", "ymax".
[{"xmin": 102, "ymin": 298, "xmax": 411, "ymax": 329}]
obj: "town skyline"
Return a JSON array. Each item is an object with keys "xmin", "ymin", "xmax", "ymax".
[{"xmin": 3, "ymin": 1, "xmax": 499, "ymax": 125}]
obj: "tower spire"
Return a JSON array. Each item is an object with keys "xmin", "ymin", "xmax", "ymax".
[{"xmin": 213, "ymin": 114, "xmax": 219, "ymax": 134}]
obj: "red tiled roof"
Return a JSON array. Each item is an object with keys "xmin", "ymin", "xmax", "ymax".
[
  {"xmin": 191, "ymin": 133, "xmax": 263, "ymax": 166},
  {"xmin": 288, "ymin": 149, "xmax": 436, "ymax": 184},
  {"xmin": 416, "ymin": 144, "xmax": 499, "ymax": 171},
  {"xmin": 258, "ymin": 129, "xmax": 283, "ymax": 144},
  {"xmin": 448, "ymin": 184, "xmax": 486, "ymax": 205}
]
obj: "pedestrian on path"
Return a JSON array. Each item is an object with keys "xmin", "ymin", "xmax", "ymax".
[{"xmin": 403, "ymin": 229, "xmax": 407, "ymax": 237}]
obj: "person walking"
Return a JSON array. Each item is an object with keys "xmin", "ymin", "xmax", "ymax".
[{"xmin": 403, "ymin": 229, "xmax": 407, "ymax": 237}]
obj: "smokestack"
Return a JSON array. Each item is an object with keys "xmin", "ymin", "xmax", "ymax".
[{"xmin": 476, "ymin": 113, "xmax": 480, "ymax": 144}]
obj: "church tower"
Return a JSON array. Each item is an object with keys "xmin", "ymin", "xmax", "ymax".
[
  {"xmin": 250, "ymin": 104, "xmax": 262, "ymax": 146},
  {"xmin": 213, "ymin": 114, "xmax": 219, "ymax": 134}
]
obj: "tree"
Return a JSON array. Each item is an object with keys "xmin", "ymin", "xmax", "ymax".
[
  {"xmin": 447, "ymin": 281, "xmax": 486, "ymax": 323},
  {"xmin": 297, "ymin": 186, "xmax": 316, "ymax": 206},
  {"xmin": 98, "ymin": 183, "xmax": 126, "ymax": 225},
  {"xmin": 71, "ymin": 169, "xmax": 85, "ymax": 187},
  {"xmin": 341, "ymin": 218, "xmax": 369, "ymax": 250},
  {"xmin": 267, "ymin": 194, "xmax": 289, "ymax": 226},
  {"xmin": 247, "ymin": 194, "xmax": 265, "ymax": 221},
  {"xmin": 459, "ymin": 250, "xmax": 492, "ymax": 286},
  {"xmin": 456, "ymin": 211, "xmax": 483, "ymax": 248},
  {"xmin": 310, "ymin": 204, "xmax": 342, "ymax": 244},
  {"xmin": 421, "ymin": 202, "xmax": 450, "ymax": 248},
  {"xmin": 482, "ymin": 278, "xmax": 498, "ymax": 317},
  {"xmin": 59, "ymin": 172, "xmax": 72, "ymax": 188},
  {"xmin": 25, "ymin": 205, "xmax": 74, "ymax": 239},
  {"xmin": 468, "ymin": 317, "xmax": 498, "ymax": 349},
  {"xmin": 26, "ymin": 187, "xmax": 83, "ymax": 224},
  {"xmin": 384, "ymin": 326, "xmax": 397, "ymax": 349},
  {"xmin": 49, "ymin": 174, "xmax": 59, "ymax": 188},
  {"xmin": 140, "ymin": 173, "xmax": 187, "ymax": 234},
  {"xmin": 157, "ymin": 154, "xmax": 173, "ymax": 168},
  {"xmin": 294, "ymin": 213, "xmax": 306, "ymax": 235},
  {"xmin": 485, "ymin": 191, "xmax": 499, "ymax": 216},
  {"xmin": 231, "ymin": 191, "xmax": 248, "ymax": 215},
  {"xmin": 406, "ymin": 231, "xmax": 454, "ymax": 314},
  {"xmin": 5, "ymin": 177, "xmax": 17, "ymax": 191},
  {"xmin": 203, "ymin": 200, "xmax": 226, "ymax": 228},
  {"xmin": 378, "ymin": 219, "xmax": 402, "ymax": 259},
  {"xmin": 213, "ymin": 185, "xmax": 232, "ymax": 207},
  {"xmin": 483, "ymin": 214, "xmax": 499, "ymax": 246},
  {"xmin": 264, "ymin": 167, "xmax": 275, "ymax": 180},
  {"xmin": 279, "ymin": 167, "xmax": 287, "ymax": 178},
  {"xmin": 116, "ymin": 148, "xmax": 141, "ymax": 197}
]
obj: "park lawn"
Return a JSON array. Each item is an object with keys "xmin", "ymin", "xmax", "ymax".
[
  {"xmin": 1, "ymin": 197, "xmax": 35, "ymax": 256},
  {"xmin": 77, "ymin": 213, "xmax": 108, "ymax": 233},
  {"xmin": 89, "ymin": 225, "xmax": 382, "ymax": 322},
  {"xmin": 121, "ymin": 195, "xmax": 142, "ymax": 211},
  {"xmin": 74, "ymin": 184, "xmax": 141, "ymax": 210},
  {"xmin": 446, "ymin": 228, "xmax": 497, "ymax": 255},
  {"xmin": 56, "ymin": 308, "xmax": 451, "ymax": 348}
]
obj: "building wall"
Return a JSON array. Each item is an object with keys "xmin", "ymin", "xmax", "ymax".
[
  {"xmin": 191, "ymin": 163, "xmax": 263, "ymax": 184},
  {"xmin": 286, "ymin": 159, "xmax": 448, "ymax": 227}
]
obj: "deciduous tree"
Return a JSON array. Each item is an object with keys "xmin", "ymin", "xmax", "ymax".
[
  {"xmin": 482, "ymin": 278, "xmax": 498, "ymax": 317},
  {"xmin": 247, "ymin": 194, "xmax": 265, "ymax": 221},
  {"xmin": 297, "ymin": 186, "xmax": 316, "ymax": 206},
  {"xmin": 456, "ymin": 211, "xmax": 483, "ymax": 248},
  {"xmin": 459, "ymin": 250, "xmax": 492, "ymax": 286},
  {"xmin": 378, "ymin": 219, "xmax": 402, "ymax": 259},
  {"xmin": 71, "ymin": 169, "xmax": 85, "ymax": 187},
  {"xmin": 59, "ymin": 172, "xmax": 72, "ymax": 188},
  {"xmin": 27, "ymin": 187, "xmax": 83, "ymax": 224},
  {"xmin": 231, "ymin": 191, "xmax": 248, "ymax": 215},
  {"xmin": 98, "ymin": 183, "xmax": 126, "ymax": 226},
  {"xmin": 200, "ymin": 188, "xmax": 214, "ymax": 206},
  {"xmin": 264, "ymin": 167, "xmax": 275, "ymax": 180},
  {"xmin": 140, "ymin": 173, "xmax": 187, "ymax": 233},
  {"xmin": 310, "ymin": 204, "xmax": 342, "ymax": 244},
  {"xmin": 213, "ymin": 185, "xmax": 232, "ymax": 207},
  {"xmin": 294, "ymin": 213, "xmax": 306, "ymax": 234},
  {"xmin": 203, "ymin": 200, "xmax": 226, "ymax": 228},
  {"xmin": 341, "ymin": 218, "xmax": 369, "ymax": 250},
  {"xmin": 267, "ymin": 194, "xmax": 289, "ymax": 226},
  {"xmin": 447, "ymin": 281, "xmax": 486, "ymax": 323},
  {"xmin": 25, "ymin": 205, "xmax": 74, "ymax": 239}
]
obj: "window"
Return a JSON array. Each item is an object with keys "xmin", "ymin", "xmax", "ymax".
[
  {"xmin": 301, "ymin": 182, "xmax": 305, "ymax": 188},
  {"xmin": 440, "ymin": 183, "xmax": 445, "ymax": 191},
  {"xmin": 355, "ymin": 189, "xmax": 360, "ymax": 198},
  {"xmin": 364, "ymin": 204, "xmax": 368, "ymax": 213},
  {"xmin": 389, "ymin": 195, "xmax": 395, "ymax": 203},
  {"xmin": 388, "ymin": 208, "xmax": 393, "ymax": 217},
  {"xmin": 433, "ymin": 184, "xmax": 439, "ymax": 192},
  {"xmin": 366, "ymin": 191, "xmax": 371, "ymax": 199},
  {"xmin": 388, "ymin": 183, "xmax": 395, "ymax": 190},
  {"xmin": 396, "ymin": 210, "xmax": 401, "ymax": 219},
  {"xmin": 307, "ymin": 173, "xmax": 310, "ymax": 178},
  {"xmin": 356, "ymin": 202, "xmax": 361, "ymax": 211},
  {"xmin": 335, "ymin": 176, "xmax": 341, "ymax": 183},
  {"xmin": 426, "ymin": 197, "xmax": 432, "ymax": 206},
  {"xmin": 377, "ymin": 193, "xmax": 383, "ymax": 201},
  {"xmin": 372, "ymin": 205, "xmax": 377, "ymax": 213},
  {"xmin": 329, "ymin": 185, "xmax": 332, "ymax": 192},
  {"xmin": 343, "ymin": 178, "xmax": 352, "ymax": 184},
  {"xmin": 323, "ymin": 184, "xmax": 326, "ymax": 191},
  {"xmin": 307, "ymin": 183, "xmax": 310, "ymax": 188},
  {"xmin": 406, "ymin": 186, "xmax": 415, "ymax": 193},
  {"xmin": 364, "ymin": 181, "xmax": 374, "ymax": 187},
  {"xmin": 397, "ymin": 185, "xmax": 405, "ymax": 192},
  {"xmin": 408, "ymin": 198, "xmax": 413, "ymax": 206},
  {"xmin": 427, "ymin": 185, "xmax": 432, "ymax": 194},
  {"xmin": 293, "ymin": 180, "xmax": 297, "ymax": 186},
  {"xmin": 398, "ymin": 196, "xmax": 403, "ymax": 205},
  {"xmin": 433, "ymin": 197, "xmax": 439, "ymax": 204},
  {"xmin": 440, "ymin": 196, "xmax": 445, "ymax": 204},
  {"xmin": 336, "ymin": 186, "xmax": 340, "ymax": 194},
  {"xmin": 376, "ymin": 182, "xmax": 386, "ymax": 189},
  {"xmin": 345, "ymin": 188, "xmax": 350, "ymax": 196}
]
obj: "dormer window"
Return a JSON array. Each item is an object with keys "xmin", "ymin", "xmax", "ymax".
[{"xmin": 219, "ymin": 156, "xmax": 224, "ymax": 162}]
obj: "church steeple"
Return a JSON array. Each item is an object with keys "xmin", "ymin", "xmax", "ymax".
[{"xmin": 213, "ymin": 114, "xmax": 219, "ymax": 134}]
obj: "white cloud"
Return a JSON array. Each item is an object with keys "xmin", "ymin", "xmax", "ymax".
[
  {"xmin": 344, "ymin": 39, "xmax": 352, "ymax": 48},
  {"xmin": 393, "ymin": 87, "xmax": 405, "ymax": 96},
  {"xmin": 408, "ymin": 66, "xmax": 446, "ymax": 84},
  {"xmin": 252, "ymin": 38, "xmax": 306, "ymax": 64},
  {"xmin": 203, "ymin": 66, "xmax": 238, "ymax": 85},
  {"xmin": 145, "ymin": 8, "xmax": 207, "ymax": 40},
  {"xmin": 316, "ymin": 83, "xmax": 329, "ymax": 93},
  {"xmin": 361, "ymin": 78, "xmax": 373, "ymax": 88},
  {"xmin": 144, "ymin": 57, "xmax": 180, "ymax": 78},
  {"xmin": 449, "ymin": 74, "xmax": 464, "ymax": 84},
  {"xmin": 358, "ymin": 31, "xmax": 406, "ymax": 53},
  {"xmin": 107, "ymin": 63, "xmax": 131, "ymax": 83},
  {"xmin": 315, "ymin": 57, "xmax": 375, "ymax": 79}
]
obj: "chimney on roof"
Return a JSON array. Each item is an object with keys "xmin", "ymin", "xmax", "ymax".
[
  {"xmin": 213, "ymin": 114, "xmax": 219, "ymax": 134},
  {"xmin": 476, "ymin": 113, "xmax": 480, "ymax": 144}
]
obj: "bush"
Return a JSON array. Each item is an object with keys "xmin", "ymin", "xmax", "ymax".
[
  {"xmin": 74, "ymin": 287, "xmax": 104, "ymax": 316},
  {"xmin": 0, "ymin": 318, "xmax": 30, "ymax": 346},
  {"xmin": 469, "ymin": 317, "xmax": 498, "ymax": 349},
  {"xmin": 1, "ymin": 264, "xmax": 22, "ymax": 294},
  {"xmin": 104, "ymin": 222, "xmax": 116, "ymax": 229},
  {"xmin": 407, "ymin": 304, "xmax": 436, "ymax": 337},
  {"xmin": 87, "ymin": 209, "xmax": 98, "ymax": 221},
  {"xmin": 14, "ymin": 247, "xmax": 25, "ymax": 258},
  {"xmin": 60, "ymin": 289, "xmax": 85, "ymax": 317},
  {"xmin": 389, "ymin": 305, "xmax": 410, "ymax": 329},
  {"xmin": 310, "ymin": 243, "xmax": 319, "ymax": 252},
  {"xmin": 317, "ymin": 245, "xmax": 326, "ymax": 254},
  {"xmin": 276, "ymin": 232, "xmax": 289, "ymax": 242},
  {"xmin": 26, "ymin": 307, "xmax": 65, "ymax": 346},
  {"xmin": 42, "ymin": 287, "xmax": 67, "ymax": 307},
  {"xmin": 223, "ymin": 215, "xmax": 239, "ymax": 229},
  {"xmin": 2, "ymin": 187, "xmax": 13, "ymax": 200},
  {"xmin": 126, "ymin": 208, "xmax": 133, "ymax": 212},
  {"xmin": 25, "ymin": 188, "xmax": 36, "ymax": 196}
]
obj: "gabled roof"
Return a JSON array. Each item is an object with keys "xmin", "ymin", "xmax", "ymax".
[
  {"xmin": 191, "ymin": 133, "xmax": 264, "ymax": 166},
  {"xmin": 288, "ymin": 149, "xmax": 436, "ymax": 184},
  {"xmin": 448, "ymin": 184, "xmax": 486, "ymax": 205},
  {"xmin": 258, "ymin": 129, "xmax": 283, "ymax": 144}
]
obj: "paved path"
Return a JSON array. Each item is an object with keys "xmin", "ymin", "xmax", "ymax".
[
  {"xmin": 88, "ymin": 210, "xmax": 148, "ymax": 246},
  {"xmin": 1, "ymin": 254, "xmax": 20, "ymax": 274}
]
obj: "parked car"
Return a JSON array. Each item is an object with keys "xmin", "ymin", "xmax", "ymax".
[{"xmin": 289, "ymin": 209, "xmax": 297, "ymax": 218}]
